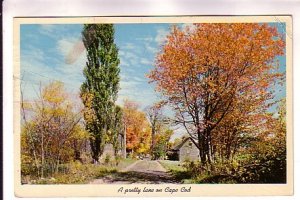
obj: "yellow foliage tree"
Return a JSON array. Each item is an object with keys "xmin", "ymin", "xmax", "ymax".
[{"xmin": 21, "ymin": 81, "xmax": 86, "ymax": 178}]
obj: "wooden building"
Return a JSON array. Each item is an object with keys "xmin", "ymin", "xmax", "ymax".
[{"xmin": 171, "ymin": 137, "xmax": 200, "ymax": 162}]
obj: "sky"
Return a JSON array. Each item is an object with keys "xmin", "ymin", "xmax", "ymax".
[
  {"xmin": 20, "ymin": 22, "xmax": 287, "ymax": 139},
  {"xmin": 20, "ymin": 23, "xmax": 173, "ymax": 109}
]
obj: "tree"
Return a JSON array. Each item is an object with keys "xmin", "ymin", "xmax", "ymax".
[
  {"xmin": 70, "ymin": 124, "xmax": 90, "ymax": 162},
  {"xmin": 123, "ymin": 100, "xmax": 151, "ymax": 156},
  {"xmin": 211, "ymin": 93, "xmax": 263, "ymax": 162},
  {"xmin": 242, "ymin": 98, "xmax": 287, "ymax": 183},
  {"xmin": 21, "ymin": 81, "xmax": 83, "ymax": 178},
  {"xmin": 152, "ymin": 129, "xmax": 173, "ymax": 160},
  {"xmin": 145, "ymin": 102, "xmax": 165, "ymax": 157},
  {"xmin": 80, "ymin": 24, "xmax": 120, "ymax": 163},
  {"xmin": 148, "ymin": 23, "xmax": 285, "ymax": 164},
  {"xmin": 105, "ymin": 105, "xmax": 124, "ymax": 156}
]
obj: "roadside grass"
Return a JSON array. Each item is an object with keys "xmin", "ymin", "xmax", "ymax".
[
  {"xmin": 33, "ymin": 162, "xmax": 116, "ymax": 184},
  {"xmin": 158, "ymin": 160, "xmax": 239, "ymax": 184},
  {"xmin": 193, "ymin": 173, "xmax": 238, "ymax": 184},
  {"xmin": 24, "ymin": 158, "xmax": 137, "ymax": 184},
  {"xmin": 158, "ymin": 160, "xmax": 183, "ymax": 171},
  {"xmin": 116, "ymin": 158, "xmax": 137, "ymax": 170},
  {"xmin": 158, "ymin": 160, "xmax": 192, "ymax": 183}
]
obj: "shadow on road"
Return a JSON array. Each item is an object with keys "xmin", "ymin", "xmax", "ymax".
[{"xmin": 95, "ymin": 170, "xmax": 180, "ymax": 184}]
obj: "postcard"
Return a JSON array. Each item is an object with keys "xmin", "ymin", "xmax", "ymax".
[{"xmin": 13, "ymin": 16, "xmax": 293, "ymax": 197}]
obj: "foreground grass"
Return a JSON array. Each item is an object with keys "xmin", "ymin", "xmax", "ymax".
[
  {"xmin": 158, "ymin": 160, "xmax": 239, "ymax": 184},
  {"xmin": 158, "ymin": 160, "xmax": 184, "ymax": 171},
  {"xmin": 23, "ymin": 158, "xmax": 137, "ymax": 184},
  {"xmin": 35, "ymin": 163, "xmax": 116, "ymax": 184},
  {"xmin": 158, "ymin": 160, "xmax": 193, "ymax": 183},
  {"xmin": 116, "ymin": 158, "xmax": 137, "ymax": 170}
]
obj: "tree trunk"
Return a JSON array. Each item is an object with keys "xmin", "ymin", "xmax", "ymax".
[
  {"xmin": 198, "ymin": 129, "xmax": 206, "ymax": 163},
  {"xmin": 151, "ymin": 122, "xmax": 156, "ymax": 159},
  {"xmin": 123, "ymin": 127, "xmax": 126, "ymax": 158},
  {"xmin": 41, "ymin": 132, "xmax": 44, "ymax": 178}
]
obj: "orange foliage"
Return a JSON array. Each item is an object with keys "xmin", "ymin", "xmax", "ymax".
[
  {"xmin": 148, "ymin": 23, "xmax": 285, "ymax": 163},
  {"xmin": 123, "ymin": 100, "xmax": 151, "ymax": 154}
]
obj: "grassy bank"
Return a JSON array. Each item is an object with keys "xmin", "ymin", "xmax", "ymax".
[
  {"xmin": 158, "ymin": 160, "xmax": 238, "ymax": 184},
  {"xmin": 22, "ymin": 158, "xmax": 137, "ymax": 184},
  {"xmin": 158, "ymin": 160, "xmax": 193, "ymax": 183}
]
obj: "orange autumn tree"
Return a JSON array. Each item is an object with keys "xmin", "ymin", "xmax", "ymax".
[
  {"xmin": 148, "ymin": 23, "xmax": 285, "ymax": 164},
  {"xmin": 123, "ymin": 100, "xmax": 151, "ymax": 156}
]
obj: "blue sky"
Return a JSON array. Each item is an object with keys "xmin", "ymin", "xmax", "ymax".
[
  {"xmin": 20, "ymin": 23, "xmax": 286, "ymax": 139},
  {"xmin": 20, "ymin": 23, "xmax": 172, "ymax": 109}
]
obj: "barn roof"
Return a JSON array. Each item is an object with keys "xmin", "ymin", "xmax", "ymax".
[{"xmin": 172, "ymin": 137, "xmax": 199, "ymax": 151}]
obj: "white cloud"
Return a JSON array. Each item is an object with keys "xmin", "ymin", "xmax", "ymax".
[
  {"xmin": 116, "ymin": 89, "xmax": 159, "ymax": 110},
  {"xmin": 136, "ymin": 37, "xmax": 154, "ymax": 42},
  {"xmin": 117, "ymin": 72, "xmax": 158, "ymax": 110},
  {"xmin": 57, "ymin": 37, "xmax": 77, "ymax": 57},
  {"xmin": 57, "ymin": 37, "xmax": 86, "ymax": 65},
  {"xmin": 119, "ymin": 74, "xmax": 144, "ymax": 89},
  {"xmin": 155, "ymin": 28, "xmax": 169, "ymax": 45},
  {"xmin": 39, "ymin": 24, "xmax": 56, "ymax": 34},
  {"xmin": 119, "ymin": 80, "xmax": 139, "ymax": 90},
  {"xmin": 132, "ymin": 76, "xmax": 144, "ymax": 82},
  {"xmin": 20, "ymin": 47, "xmax": 62, "ymax": 100},
  {"xmin": 140, "ymin": 57, "xmax": 153, "ymax": 66},
  {"xmin": 119, "ymin": 41, "xmax": 141, "ymax": 55},
  {"xmin": 145, "ymin": 44, "xmax": 157, "ymax": 54},
  {"xmin": 39, "ymin": 24, "xmax": 78, "ymax": 41},
  {"xmin": 119, "ymin": 50, "xmax": 139, "ymax": 66},
  {"xmin": 123, "ymin": 42, "xmax": 136, "ymax": 50},
  {"xmin": 20, "ymin": 35, "xmax": 87, "ymax": 102},
  {"xmin": 24, "ymin": 46, "xmax": 46, "ymax": 62},
  {"xmin": 22, "ymin": 24, "xmax": 161, "ymax": 112},
  {"xmin": 40, "ymin": 24, "xmax": 55, "ymax": 31},
  {"xmin": 120, "ymin": 59, "xmax": 130, "ymax": 67},
  {"xmin": 38, "ymin": 24, "xmax": 60, "ymax": 39}
]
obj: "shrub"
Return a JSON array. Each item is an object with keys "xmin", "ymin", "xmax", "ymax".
[{"xmin": 104, "ymin": 154, "xmax": 111, "ymax": 165}]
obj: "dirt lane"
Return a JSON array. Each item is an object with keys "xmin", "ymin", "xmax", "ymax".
[{"xmin": 90, "ymin": 160, "xmax": 179, "ymax": 184}]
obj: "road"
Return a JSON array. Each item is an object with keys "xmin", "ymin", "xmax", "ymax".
[{"xmin": 90, "ymin": 160, "xmax": 179, "ymax": 184}]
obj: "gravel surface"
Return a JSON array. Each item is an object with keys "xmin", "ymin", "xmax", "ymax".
[{"xmin": 90, "ymin": 160, "xmax": 179, "ymax": 184}]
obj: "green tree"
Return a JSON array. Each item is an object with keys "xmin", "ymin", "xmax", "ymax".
[
  {"xmin": 105, "ymin": 105, "xmax": 124, "ymax": 156},
  {"xmin": 152, "ymin": 129, "xmax": 173, "ymax": 160},
  {"xmin": 80, "ymin": 24, "xmax": 120, "ymax": 163}
]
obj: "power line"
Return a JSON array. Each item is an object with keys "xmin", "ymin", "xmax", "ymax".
[{"xmin": 14, "ymin": 69, "xmax": 81, "ymax": 87}]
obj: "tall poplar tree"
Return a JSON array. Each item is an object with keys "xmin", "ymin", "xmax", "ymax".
[{"xmin": 80, "ymin": 24, "xmax": 120, "ymax": 163}]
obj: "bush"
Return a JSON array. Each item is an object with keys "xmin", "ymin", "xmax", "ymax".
[
  {"xmin": 104, "ymin": 154, "xmax": 111, "ymax": 165},
  {"xmin": 182, "ymin": 153, "xmax": 286, "ymax": 184},
  {"xmin": 21, "ymin": 154, "xmax": 38, "ymax": 177},
  {"xmin": 115, "ymin": 155, "xmax": 121, "ymax": 166},
  {"xmin": 237, "ymin": 153, "xmax": 286, "ymax": 183},
  {"xmin": 26, "ymin": 161, "xmax": 117, "ymax": 184},
  {"xmin": 181, "ymin": 160, "xmax": 240, "ymax": 184}
]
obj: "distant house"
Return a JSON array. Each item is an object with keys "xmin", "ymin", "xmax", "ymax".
[{"xmin": 170, "ymin": 137, "xmax": 200, "ymax": 162}]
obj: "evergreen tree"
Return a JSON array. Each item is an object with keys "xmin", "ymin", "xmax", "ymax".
[{"xmin": 80, "ymin": 24, "xmax": 120, "ymax": 163}]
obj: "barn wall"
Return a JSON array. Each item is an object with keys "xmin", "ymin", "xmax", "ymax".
[{"xmin": 179, "ymin": 139, "xmax": 200, "ymax": 162}]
